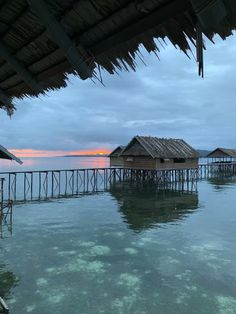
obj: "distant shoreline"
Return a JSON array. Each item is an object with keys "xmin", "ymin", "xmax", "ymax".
[{"xmin": 64, "ymin": 154, "xmax": 109, "ymax": 157}]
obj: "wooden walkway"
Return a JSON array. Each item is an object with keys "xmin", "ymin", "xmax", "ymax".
[{"xmin": 0, "ymin": 163, "xmax": 235, "ymax": 204}]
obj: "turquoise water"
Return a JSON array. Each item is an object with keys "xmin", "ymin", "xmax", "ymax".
[{"xmin": 1, "ymin": 178, "xmax": 236, "ymax": 313}]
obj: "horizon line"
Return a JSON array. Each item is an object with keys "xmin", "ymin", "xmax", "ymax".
[{"xmin": 9, "ymin": 148, "xmax": 112, "ymax": 158}]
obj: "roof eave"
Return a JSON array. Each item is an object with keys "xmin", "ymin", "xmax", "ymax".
[{"xmin": 0, "ymin": 145, "xmax": 23, "ymax": 164}]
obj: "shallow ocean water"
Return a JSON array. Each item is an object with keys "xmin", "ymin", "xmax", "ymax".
[{"xmin": 1, "ymin": 177, "xmax": 236, "ymax": 314}]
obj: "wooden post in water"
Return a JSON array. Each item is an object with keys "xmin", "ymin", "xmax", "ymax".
[
  {"xmin": 51, "ymin": 171, "xmax": 54, "ymax": 198},
  {"xmin": 45, "ymin": 172, "xmax": 48, "ymax": 199},
  {"xmin": 30, "ymin": 172, "xmax": 33, "ymax": 200},
  {"xmin": 0, "ymin": 178, "xmax": 4, "ymax": 216}
]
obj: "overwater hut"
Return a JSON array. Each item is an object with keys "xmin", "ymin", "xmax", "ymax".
[
  {"xmin": 0, "ymin": 145, "xmax": 22, "ymax": 164},
  {"xmin": 109, "ymin": 146, "xmax": 125, "ymax": 167},
  {"xmin": 120, "ymin": 136, "xmax": 199, "ymax": 169},
  {"xmin": 1, "ymin": 1, "xmax": 236, "ymax": 114},
  {"xmin": 207, "ymin": 148, "xmax": 236, "ymax": 163}
]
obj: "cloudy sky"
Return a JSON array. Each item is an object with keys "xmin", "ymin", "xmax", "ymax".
[{"xmin": 1, "ymin": 34, "xmax": 236, "ymax": 157}]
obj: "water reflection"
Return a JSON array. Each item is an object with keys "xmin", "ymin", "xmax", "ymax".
[
  {"xmin": 0, "ymin": 208, "xmax": 13, "ymax": 239},
  {"xmin": 109, "ymin": 182, "xmax": 198, "ymax": 232},
  {"xmin": 0, "ymin": 211, "xmax": 17, "ymax": 304},
  {"xmin": 0, "ymin": 266, "xmax": 18, "ymax": 301},
  {"xmin": 208, "ymin": 176, "xmax": 236, "ymax": 191}
]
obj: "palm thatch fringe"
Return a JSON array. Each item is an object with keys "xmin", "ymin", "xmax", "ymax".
[{"xmin": 0, "ymin": 0, "xmax": 235, "ymax": 114}]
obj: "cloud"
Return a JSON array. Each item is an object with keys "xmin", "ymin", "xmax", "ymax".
[{"xmin": 1, "ymin": 33, "xmax": 236, "ymax": 154}]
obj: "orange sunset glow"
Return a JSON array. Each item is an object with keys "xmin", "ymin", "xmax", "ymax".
[{"xmin": 9, "ymin": 148, "xmax": 111, "ymax": 158}]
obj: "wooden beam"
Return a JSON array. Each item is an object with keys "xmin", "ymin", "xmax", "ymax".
[
  {"xmin": 0, "ymin": 3, "xmax": 28, "ymax": 38},
  {"xmin": 0, "ymin": 42, "xmax": 42, "ymax": 94},
  {"xmin": 87, "ymin": 0, "xmax": 192, "ymax": 56},
  {"xmin": 28, "ymin": 0, "xmax": 93, "ymax": 80},
  {"xmin": 0, "ymin": 144, "xmax": 22, "ymax": 164}
]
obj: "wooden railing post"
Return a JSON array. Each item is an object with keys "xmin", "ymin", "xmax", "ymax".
[{"xmin": 0, "ymin": 178, "xmax": 5, "ymax": 214}]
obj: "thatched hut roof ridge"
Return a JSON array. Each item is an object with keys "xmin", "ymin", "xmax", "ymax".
[
  {"xmin": 121, "ymin": 135, "xmax": 199, "ymax": 158},
  {"xmin": 109, "ymin": 145, "xmax": 126, "ymax": 157},
  {"xmin": 1, "ymin": 0, "xmax": 236, "ymax": 114},
  {"xmin": 207, "ymin": 147, "xmax": 236, "ymax": 158}
]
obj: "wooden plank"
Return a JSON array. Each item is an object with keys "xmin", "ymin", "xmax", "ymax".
[
  {"xmin": 0, "ymin": 41, "xmax": 41, "ymax": 93},
  {"xmin": 28, "ymin": 0, "xmax": 93, "ymax": 80}
]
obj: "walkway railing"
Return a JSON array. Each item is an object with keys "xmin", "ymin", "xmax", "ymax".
[
  {"xmin": 0, "ymin": 163, "xmax": 236, "ymax": 203},
  {"xmin": 0, "ymin": 178, "xmax": 13, "ymax": 239},
  {"xmin": 0, "ymin": 178, "xmax": 4, "ymax": 208},
  {"xmin": 0, "ymin": 168, "xmax": 124, "ymax": 203}
]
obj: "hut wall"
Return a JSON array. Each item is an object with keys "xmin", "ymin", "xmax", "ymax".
[
  {"xmin": 110, "ymin": 156, "xmax": 124, "ymax": 167},
  {"xmin": 123, "ymin": 157, "xmax": 198, "ymax": 169},
  {"xmin": 155, "ymin": 158, "xmax": 198, "ymax": 169},
  {"xmin": 123, "ymin": 156, "xmax": 156, "ymax": 169}
]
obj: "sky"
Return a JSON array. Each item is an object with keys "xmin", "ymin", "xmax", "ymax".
[{"xmin": 1, "ymin": 34, "xmax": 236, "ymax": 157}]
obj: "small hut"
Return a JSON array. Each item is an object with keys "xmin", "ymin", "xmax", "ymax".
[
  {"xmin": 207, "ymin": 148, "xmax": 236, "ymax": 163},
  {"xmin": 120, "ymin": 136, "xmax": 199, "ymax": 169},
  {"xmin": 0, "ymin": 144, "xmax": 22, "ymax": 164},
  {"xmin": 109, "ymin": 145, "xmax": 125, "ymax": 167}
]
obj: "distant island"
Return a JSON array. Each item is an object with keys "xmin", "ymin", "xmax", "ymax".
[
  {"xmin": 64, "ymin": 154, "xmax": 109, "ymax": 157},
  {"xmin": 64, "ymin": 151, "xmax": 210, "ymax": 158},
  {"xmin": 196, "ymin": 150, "xmax": 211, "ymax": 158}
]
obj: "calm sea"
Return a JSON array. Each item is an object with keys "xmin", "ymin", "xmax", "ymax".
[
  {"xmin": 1, "ymin": 157, "xmax": 236, "ymax": 313},
  {"xmin": 0, "ymin": 157, "xmax": 208, "ymax": 173},
  {"xmin": 0, "ymin": 156, "xmax": 110, "ymax": 172}
]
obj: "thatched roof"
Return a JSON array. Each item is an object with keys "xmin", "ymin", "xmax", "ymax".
[
  {"xmin": 109, "ymin": 145, "xmax": 126, "ymax": 157},
  {"xmin": 0, "ymin": 0, "xmax": 236, "ymax": 114},
  {"xmin": 0, "ymin": 144, "xmax": 22, "ymax": 164},
  {"xmin": 207, "ymin": 147, "xmax": 236, "ymax": 158},
  {"xmin": 121, "ymin": 135, "xmax": 199, "ymax": 158}
]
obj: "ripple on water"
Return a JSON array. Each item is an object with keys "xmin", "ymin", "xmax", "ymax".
[
  {"xmin": 36, "ymin": 277, "xmax": 48, "ymax": 286},
  {"xmin": 112, "ymin": 294, "xmax": 138, "ymax": 313},
  {"xmin": 217, "ymin": 295, "xmax": 236, "ymax": 314},
  {"xmin": 57, "ymin": 250, "xmax": 77, "ymax": 257},
  {"xmin": 46, "ymin": 258, "xmax": 107, "ymax": 275},
  {"xmin": 124, "ymin": 248, "xmax": 138, "ymax": 255},
  {"xmin": 79, "ymin": 241, "xmax": 96, "ymax": 248},
  {"xmin": 89, "ymin": 245, "xmax": 111, "ymax": 256},
  {"xmin": 118, "ymin": 273, "xmax": 141, "ymax": 291},
  {"xmin": 26, "ymin": 304, "xmax": 36, "ymax": 313}
]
